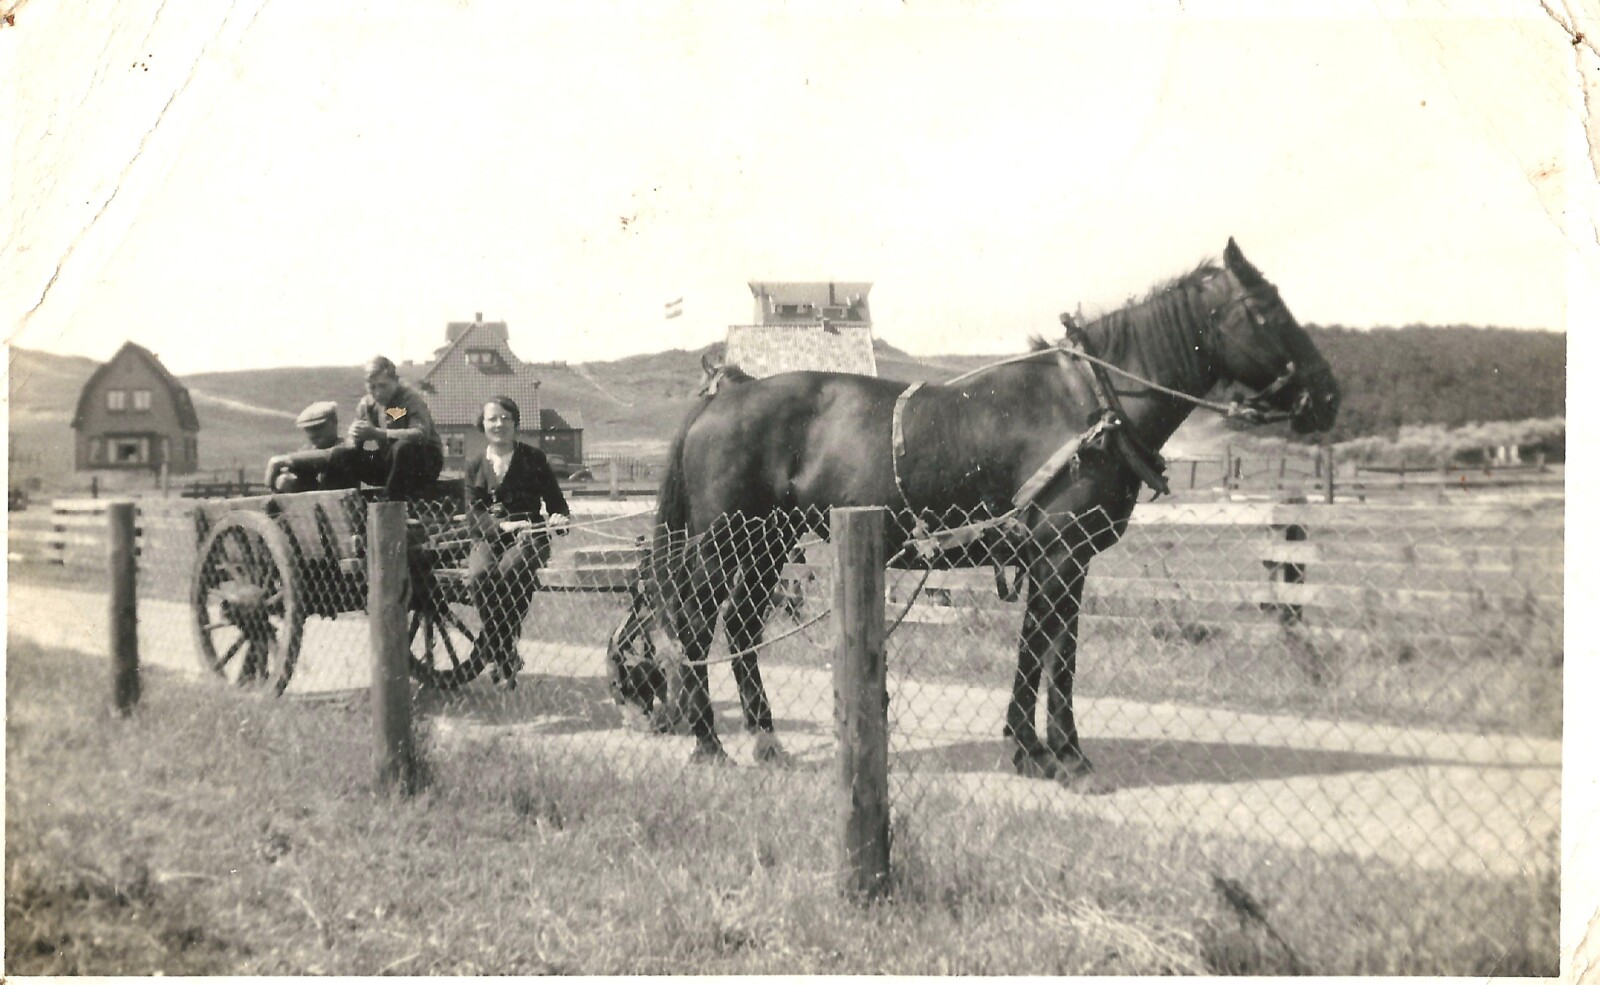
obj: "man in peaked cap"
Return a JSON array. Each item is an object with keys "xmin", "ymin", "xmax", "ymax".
[{"xmin": 263, "ymin": 401, "xmax": 342, "ymax": 493}]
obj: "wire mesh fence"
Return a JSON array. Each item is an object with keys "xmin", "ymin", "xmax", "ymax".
[
  {"xmin": 876, "ymin": 500, "xmax": 1559, "ymax": 867},
  {"xmin": 5, "ymin": 485, "xmax": 1562, "ymax": 969}
]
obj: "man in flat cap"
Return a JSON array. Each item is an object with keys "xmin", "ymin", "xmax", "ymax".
[
  {"xmin": 264, "ymin": 401, "xmax": 343, "ymax": 493},
  {"xmin": 321, "ymin": 356, "xmax": 444, "ymax": 498}
]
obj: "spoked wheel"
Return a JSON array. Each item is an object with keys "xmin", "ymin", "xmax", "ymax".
[
  {"xmin": 407, "ymin": 595, "xmax": 488, "ymax": 690},
  {"xmin": 191, "ymin": 512, "xmax": 304, "ymax": 694}
]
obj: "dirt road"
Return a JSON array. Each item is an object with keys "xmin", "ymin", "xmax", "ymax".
[{"xmin": 9, "ymin": 581, "xmax": 1556, "ymax": 879}]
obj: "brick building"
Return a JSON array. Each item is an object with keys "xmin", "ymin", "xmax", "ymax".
[{"xmin": 414, "ymin": 314, "xmax": 583, "ymax": 471}]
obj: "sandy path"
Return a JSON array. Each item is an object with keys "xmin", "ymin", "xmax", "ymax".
[{"xmin": 9, "ymin": 581, "xmax": 1556, "ymax": 879}]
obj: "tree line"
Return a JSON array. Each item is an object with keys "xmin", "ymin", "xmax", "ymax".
[{"xmin": 1239, "ymin": 324, "xmax": 1566, "ymax": 444}]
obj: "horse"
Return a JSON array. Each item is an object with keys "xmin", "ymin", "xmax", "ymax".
[{"xmin": 607, "ymin": 239, "xmax": 1340, "ymax": 783}]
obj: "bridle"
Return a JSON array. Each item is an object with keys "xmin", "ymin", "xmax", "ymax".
[{"xmin": 1191, "ymin": 274, "xmax": 1312, "ymax": 424}]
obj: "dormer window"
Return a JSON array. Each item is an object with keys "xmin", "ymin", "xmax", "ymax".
[{"xmin": 465, "ymin": 349, "xmax": 511, "ymax": 374}]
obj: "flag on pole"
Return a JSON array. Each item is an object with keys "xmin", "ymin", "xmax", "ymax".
[{"xmin": 664, "ymin": 297, "xmax": 683, "ymax": 320}]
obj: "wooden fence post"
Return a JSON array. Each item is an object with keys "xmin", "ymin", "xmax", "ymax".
[
  {"xmin": 108, "ymin": 502, "xmax": 140, "ymax": 715},
  {"xmin": 1324, "ymin": 442, "xmax": 1336, "ymax": 504},
  {"xmin": 1223, "ymin": 446, "xmax": 1233, "ymax": 491},
  {"xmin": 1267, "ymin": 506, "xmax": 1308, "ymax": 626},
  {"xmin": 368, "ymin": 501, "xmax": 417, "ymax": 795},
  {"xmin": 833, "ymin": 506, "xmax": 890, "ymax": 902}
]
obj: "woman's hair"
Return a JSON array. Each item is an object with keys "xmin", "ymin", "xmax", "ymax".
[{"xmin": 476, "ymin": 395, "xmax": 521, "ymax": 432}]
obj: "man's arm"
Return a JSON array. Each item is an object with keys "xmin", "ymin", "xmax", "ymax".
[{"xmin": 378, "ymin": 389, "xmax": 439, "ymax": 445}]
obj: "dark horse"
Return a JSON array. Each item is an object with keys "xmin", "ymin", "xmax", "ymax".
[{"xmin": 609, "ymin": 240, "xmax": 1339, "ymax": 782}]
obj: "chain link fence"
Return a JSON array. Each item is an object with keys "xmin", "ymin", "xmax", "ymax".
[{"xmin": 5, "ymin": 485, "xmax": 1561, "ymax": 969}]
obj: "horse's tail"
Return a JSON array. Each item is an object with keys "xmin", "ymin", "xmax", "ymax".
[
  {"xmin": 655, "ymin": 399, "xmax": 705, "ymax": 545},
  {"xmin": 649, "ymin": 393, "xmax": 722, "ymax": 607}
]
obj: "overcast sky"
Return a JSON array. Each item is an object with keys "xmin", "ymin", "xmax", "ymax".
[{"xmin": 6, "ymin": 0, "xmax": 1597, "ymax": 374}]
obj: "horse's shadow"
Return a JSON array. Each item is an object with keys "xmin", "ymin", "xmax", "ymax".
[
  {"xmin": 893, "ymin": 737, "xmax": 1430, "ymax": 792},
  {"xmin": 419, "ymin": 681, "xmax": 1423, "ymax": 791},
  {"xmin": 416, "ymin": 679, "xmax": 827, "ymax": 740}
]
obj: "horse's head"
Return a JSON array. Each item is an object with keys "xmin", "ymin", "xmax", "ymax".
[
  {"xmin": 695, "ymin": 353, "xmax": 754, "ymax": 398},
  {"xmin": 1198, "ymin": 239, "xmax": 1340, "ymax": 434}
]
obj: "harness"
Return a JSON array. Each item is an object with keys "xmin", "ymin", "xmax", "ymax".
[
  {"xmin": 890, "ymin": 292, "xmax": 1312, "ymax": 553},
  {"xmin": 890, "ymin": 327, "xmax": 1171, "ymax": 522}
]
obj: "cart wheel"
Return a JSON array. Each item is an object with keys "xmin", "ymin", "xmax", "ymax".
[
  {"xmin": 408, "ymin": 597, "xmax": 487, "ymax": 690},
  {"xmin": 191, "ymin": 512, "xmax": 304, "ymax": 694}
]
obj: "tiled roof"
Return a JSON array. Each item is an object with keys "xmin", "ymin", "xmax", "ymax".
[
  {"xmin": 420, "ymin": 321, "xmax": 542, "ymax": 429},
  {"xmin": 723, "ymin": 325, "xmax": 878, "ymax": 379},
  {"xmin": 538, "ymin": 407, "xmax": 583, "ymax": 430},
  {"xmin": 71, "ymin": 341, "xmax": 200, "ymax": 430}
]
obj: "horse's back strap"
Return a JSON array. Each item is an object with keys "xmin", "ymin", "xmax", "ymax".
[{"xmin": 891, "ymin": 381, "xmax": 925, "ymax": 507}]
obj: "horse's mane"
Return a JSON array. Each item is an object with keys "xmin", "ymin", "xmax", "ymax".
[
  {"xmin": 1029, "ymin": 259, "xmax": 1220, "ymax": 376},
  {"xmin": 715, "ymin": 363, "xmax": 755, "ymax": 385}
]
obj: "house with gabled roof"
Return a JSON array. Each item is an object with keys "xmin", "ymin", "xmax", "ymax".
[
  {"xmin": 71, "ymin": 341, "xmax": 200, "ymax": 473},
  {"xmin": 723, "ymin": 281, "xmax": 878, "ymax": 378},
  {"xmin": 414, "ymin": 313, "xmax": 583, "ymax": 471}
]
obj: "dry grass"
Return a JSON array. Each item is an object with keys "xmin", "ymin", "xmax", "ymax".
[{"xmin": 6, "ymin": 637, "xmax": 1557, "ymax": 975}]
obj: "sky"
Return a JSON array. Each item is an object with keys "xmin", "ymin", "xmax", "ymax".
[{"xmin": 5, "ymin": 0, "xmax": 1598, "ymax": 375}]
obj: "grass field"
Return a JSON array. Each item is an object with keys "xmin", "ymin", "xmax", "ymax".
[{"xmin": 4, "ymin": 638, "xmax": 1557, "ymax": 975}]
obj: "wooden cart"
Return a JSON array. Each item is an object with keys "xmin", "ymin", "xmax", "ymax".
[{"xmin": 188, "ymin": 480, "xmax": 491, "ymax": 694}]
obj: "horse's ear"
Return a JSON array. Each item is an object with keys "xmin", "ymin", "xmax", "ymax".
[{"xmin": 1223, "ymin": 237, "xmax": 1265, "ymax": 286}]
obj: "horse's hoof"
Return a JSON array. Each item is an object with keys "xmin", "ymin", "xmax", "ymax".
[
  {"xmin": 689, "ymin": 743, "xmax": 732, "ymax": 767},
  {"xmin": 1009, "ymin": 742, "xmax": 1058, "ymax": 780},
  {"xmin": 752, "ymin": 733, "xmax": 795, "ymax": 768},
  {"xmin": 650, "ymin": 705, "xmax": 694, "ymax": 736},
  {"xmin": 1049, "ymin": 754, "xmax": 1108, "ymax": 793},
  {"xmin": 617, "ymin": 705, "xmax": 655, "ymax": 734}
]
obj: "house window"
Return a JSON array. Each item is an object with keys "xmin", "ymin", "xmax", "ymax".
[
  {"xmin": 106, "ymin": 389, "xmax": 127, "ymax": 412},
  {"xmin": 132, "ymin": 389, "xmax": 153, "ymax": 411},
  {"xmin": 110, "ymin": 437, "xmax": 149, "ymax": 465},
  {"xmin": 444, "ymin": 433, "xmax": 466, "ymax": 457},
  {"xmin": 464, "ymin": 349, "xmax": 511, "ymax": 374},
  {"xmin": 185, "ymin": 436, "xmax": 198, "ymax": 462},
  {"xmin": 89, "ymin": 438, "xmax": 106, "ymax": 464},
  {"xmin": 159, "ymin": 436, "xmax": 171, "ymax": 463}
]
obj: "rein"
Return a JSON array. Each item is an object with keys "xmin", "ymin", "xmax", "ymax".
[{"xmin": 944, "ymin": 340, "xmax": 1296, "ymax": 425}]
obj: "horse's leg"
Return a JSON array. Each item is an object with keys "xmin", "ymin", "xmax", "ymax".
[
  {"xmin": 722, "ymin": 522, "xmax": 795, "ymax": 766},
  {"xmin": 1006, "ymin": 579, "xmax": 1059, "ymax": 779},
  {"xmin": 672, "ymin": 535, "xmax": 733, "ymax": 764},
  {"xmin": 1028, "ymin": 538, "xmax": 1109, "ymax": 790}
]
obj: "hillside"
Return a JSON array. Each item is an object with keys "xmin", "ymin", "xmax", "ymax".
[{"xmin": 7, "ymin": 324, "xmax": 1566, "ymax": 491}]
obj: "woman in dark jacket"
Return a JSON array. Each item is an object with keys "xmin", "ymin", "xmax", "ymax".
[{"xmin": 463, "ymin": 396, "xmax": 571, "ymax": 688}]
